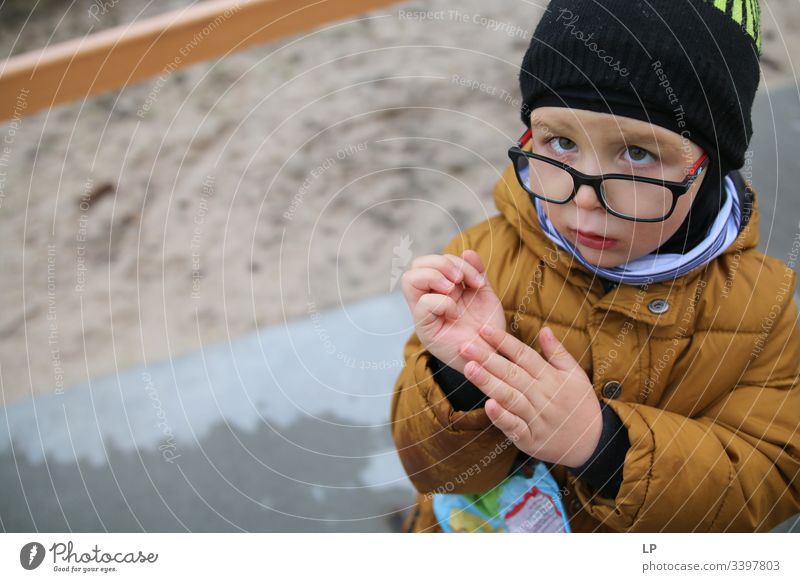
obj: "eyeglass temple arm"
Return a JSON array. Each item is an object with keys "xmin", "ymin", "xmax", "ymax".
[
  {"xmin": 518, "ymin": 128, "xmax": 533, "ymax": 147},
  {"xmin": 689, "ymin": 152, "xmax": 709, "ymax": 177}
]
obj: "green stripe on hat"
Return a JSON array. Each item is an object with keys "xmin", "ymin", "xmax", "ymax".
[
  {"xmin": 732, "ymin": 1, "xmax": 743, "ymax": 24},
  {"xmin": 707, "ymin": 0, "xmax": 761, "ymax": 52}
]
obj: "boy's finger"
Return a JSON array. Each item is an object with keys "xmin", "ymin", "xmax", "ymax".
[
  {"xmin": 479, "ymin": 325, "xmax": 548, "ymax": 380},
  {"xmin": 414, "ymin": 293, "xmax": 462, "ymax": 327},
  {"xmin": 461, "ymin": 344, "xmax": 548, "ymax": 411},
  {"xmin": 443, "ymin": 253, "xmax": 485, "ymax": 289},
  {"xmin": 402, "ymin": 267, "xmax": 456, "ymax": 297},
  {"xmin": 461, "ymin": 249, "xmax": 487, "ymax": 275},
  {"xmin": 464, "ymin": 360, "xmax": 538, "ymax": 421},
  {"xmin": 485, "ymin": 399, "xmax": 529, "ymax": 445},
  {"xmin": 409, "ymin": 254, "xmax": 465, "ymax": 284}
]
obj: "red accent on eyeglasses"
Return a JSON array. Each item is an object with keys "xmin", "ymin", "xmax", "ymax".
[
  {"xmin": 688, "ymin": 152, "xmax": 709, "ymax": 176},
  {"xmin": 518, "ymin": 128, "xmax": 532, "ymax": 147}
]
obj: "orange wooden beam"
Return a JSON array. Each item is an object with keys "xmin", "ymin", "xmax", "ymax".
[{"xmin": 0, "ymin": 0, "xmax": 403, "ymax": 122}]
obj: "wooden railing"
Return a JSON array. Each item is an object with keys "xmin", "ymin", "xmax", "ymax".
[{"xmin": 0, "ymin": 0, "xmax": 403, "ymax": 122}]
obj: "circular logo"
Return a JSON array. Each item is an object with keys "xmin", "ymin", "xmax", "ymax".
[{"xmin": 20, "ymin": 542, "xmax": 46, "ymax": 570}]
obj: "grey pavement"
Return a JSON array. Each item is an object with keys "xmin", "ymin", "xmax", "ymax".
[
  {"xmin": 0, "ymin": 290, "xmax": 416, "ymax": 532},
  {"xmin": 749, "ymin": 82, "xmax": 800, "ymax": 298}
]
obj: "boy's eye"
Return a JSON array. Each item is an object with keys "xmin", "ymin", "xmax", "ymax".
[
  {"xmin": 624, "ymin": 145, "xmax": 656, "ymax": 164},
  {"xmin": 547, "ymin": 136, "xmax": 577, "ymax": 154}
]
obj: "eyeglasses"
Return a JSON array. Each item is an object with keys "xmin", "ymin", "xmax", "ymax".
[{"xmin": 508, "ymin": 128, "xmax": 710, "ymax": 222}]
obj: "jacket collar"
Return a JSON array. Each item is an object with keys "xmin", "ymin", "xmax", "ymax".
[{"xmin": 493, "ymin": 146, "xmax": 761, "ymax": 326}]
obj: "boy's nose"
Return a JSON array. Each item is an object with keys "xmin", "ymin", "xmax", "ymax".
[{"xmin": 572, "ymin": 183, "xmax": 603, "ymax": 211}]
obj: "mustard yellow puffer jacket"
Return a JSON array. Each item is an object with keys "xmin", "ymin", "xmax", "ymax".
[{"xmin": 391, "ymin": 156, "xmax": 800, "ymax": 533}]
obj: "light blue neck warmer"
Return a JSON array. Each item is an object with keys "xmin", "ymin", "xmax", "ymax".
[{"xmin": 522, "ymin": 166, "xmax": 744, "ymax": 285}]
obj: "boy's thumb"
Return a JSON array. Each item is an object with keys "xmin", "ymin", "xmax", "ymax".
[{"xmin": 539, "ymin": 327, "xmax": 578, "ymax": 371}]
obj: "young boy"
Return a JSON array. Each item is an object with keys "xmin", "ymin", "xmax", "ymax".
[{"xmin": 392, "ymin": 0, "xmax": 800, "ymax": 532}]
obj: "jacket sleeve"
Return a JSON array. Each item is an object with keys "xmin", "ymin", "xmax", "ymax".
[
  {"xmin": 390, "ymin": 231, "xmax": 519, "ymax": 495},
  {"xmin": 574, "ymin": 282, "xmax": 800, "ymax": 532},
  {"xmin": 566, "ymin": 403, "xmax": 630, "ymax": 499}
]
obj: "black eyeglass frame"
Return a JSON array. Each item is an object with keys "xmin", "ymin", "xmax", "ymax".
[{"xmin": 508, "ymin": 127, "xmax": 710, "ymax": 223}]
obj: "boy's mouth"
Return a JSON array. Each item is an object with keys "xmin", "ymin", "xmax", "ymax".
[{"xmin": 570, "ymin": 228, "xmax": 619, "ymax": 250}]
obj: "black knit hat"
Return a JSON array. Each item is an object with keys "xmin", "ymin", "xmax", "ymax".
[
  {"xmin": 518, "ymin": 0, "xmax": 762, "ymax": 253},
  {"xmin": 519, "ymin": 0, "xmax": 762, "ymax": 174}
]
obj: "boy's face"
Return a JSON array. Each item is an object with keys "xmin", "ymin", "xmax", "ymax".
[{"xmin": 528, "ymin": 107, "xmax": 707, "ymax": 268}]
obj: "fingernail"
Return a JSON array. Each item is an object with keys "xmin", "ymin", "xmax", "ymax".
[
  {"xmin": 477, "ymin": 274, "xmax": 487, "ymax": 286},
  {"xmin": 466, "ymin": 362, "xmax": 484, "ymax": 382},
  {"xmin": 481, "ymin": 324, "xmax": 495, "ymax": 337}
]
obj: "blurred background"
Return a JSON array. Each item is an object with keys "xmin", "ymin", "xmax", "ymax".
[{"xmin": 0, "ymin": 0, "xmax": 798, "ymax": 532}]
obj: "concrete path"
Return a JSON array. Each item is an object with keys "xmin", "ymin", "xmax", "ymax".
[{"xmin": 0, "ymin": 290, "xmax": 416, "ymax": 532}]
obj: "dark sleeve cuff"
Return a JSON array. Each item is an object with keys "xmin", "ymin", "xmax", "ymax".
[
  {"xmin": 566, "ymin": 403, "xmax": 630, "ymax": 499},
  {"xmin": 426, "ymin": 353, "xmax": 488, "ymax": 411}
]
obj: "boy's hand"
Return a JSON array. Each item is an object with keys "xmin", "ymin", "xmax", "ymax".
[
  {"xmin": 459, "ymin": 324, "xmax": 603, "ymax": 468},
  {"xmin": 400, "ymin": 249, "xmax": 506, "ymax": 375}
]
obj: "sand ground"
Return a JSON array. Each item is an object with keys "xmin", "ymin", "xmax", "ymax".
[{"xmin": 1, "ymin": 0, "xmax": 799, "ymax": 404}]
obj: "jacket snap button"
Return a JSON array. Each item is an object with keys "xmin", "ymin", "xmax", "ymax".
[
  {"xmin": 648, "ymin": 298, "xmax": 669, "ymax": 314},
  {"xmin": 569, "ymin": 498, "xmax": 582, "ymax": 514},
  {"xmin": 602, "ymin": 380, "xmax": 622, "ymax": 399}
]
